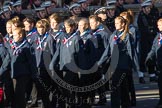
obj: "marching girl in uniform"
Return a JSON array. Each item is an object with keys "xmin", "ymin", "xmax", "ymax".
[
  {"xmin": 145, "ymin": 18, "xmax": 162, "ymax": 108},
  {"xmin": 32, "ymin": 19, "xmax": 52, "ymax": 108},
  {"xmin": 48, "ymin": 13, "xmax": 66, "ymax": 108},
  {"xmin": 2, "ymin": 20, "xmax": 15, "ymax": 108},
  {"xmin": 49, "ymin": 18, "xmax": 81, "ymax": 108},
  {"xmin": 23, "ymin": 17, "xmax": 37, "ymax": 45},
  {"xmin": 77, "ymin": 18, "xmax": 96, "ymax": 107},
  {"xmin": 0, "ymin": 27, "xmax": 37, "ymax": 108},
  {"xmin": 23, "ymin": 17, "xmax": 39, "ymax": 107},
  {"xmin": 89, "ymin": 15, "xmax": 110, "ymax": 105},
  {"xmin": 120, "ymin": 10, "xmax": 138, "ymax": 107},
  {"xmin": 0, "ymin": 34, "xmax": 9, "ymax": 108},
  {"xmin": 4, "ymin": 16, "xmax": 24, "ymax": 51},
  {"xmin": 97, "ymin": 16, "xmax": 138, "ymax": 108},
  {"xmin": 4, "ymin": 20, "xmax": 14, "ymax": 50}
]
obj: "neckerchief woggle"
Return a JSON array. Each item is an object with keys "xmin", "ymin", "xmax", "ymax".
[
  {"xmin": 113, "ymin": 31, "xmax": 124, "ymax": 44},
  {"xmin": 36, "ymin": 32, "xmax": 48, "ymax": 50},
  {"xmin": 80, "ymin": 30, "xmax": 89, "ymax": 37},
  {"xmin": 92, "ymin": 27, "xmax": 104, "ymax": 37},
  {"xmin": 27, "ymin": 28, "xmax": 37, "ymax": 37},
  {"xmin": 9, "ymin": 38, "xmax": 16, "ymax": 49},
  {"xmin": 158, "ymin": 33, "xmax": 162, "ymax": 45},
  {"xmin": 80, "ymin": 30, "xmax": 89, "ymax": 44},
  {"xmin": 51, "ymin": 30, "xmax": 63, "ymax": 40},
  {"xmin": 63, "ymin": 30, "xmax": 78, "ymax": 45},
  {"xmin": 13, "ymin": 40, "xmax": 27, "ymax": 55}
]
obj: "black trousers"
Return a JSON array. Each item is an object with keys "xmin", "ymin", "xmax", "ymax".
[
  {"xmin": 1, "ymin": 70, "xmax": 14, "ymax": 107},
  {"xmin": 34, "ymin": 68, "xmax": 51, "ymax": 108},
  {"xmin": 127, "ymin": 71, "xmax": 136, "ymax": 106},
  {"xmin": 111, "ymin": 69, "xmax": 130, "ymax": 108},
  {"xmin": 13, "ymin": 75, "xmax": 30, "ymax": 108},
  {"xmin": 140, "ymin": 37, "xmax": 154, "ymax": 72}
]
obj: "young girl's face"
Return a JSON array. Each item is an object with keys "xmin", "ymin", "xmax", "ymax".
[
  {"xmin": 13, "ymin": 30, "xmax": 22, "ymax": 42},
  {"xmin": 6, "ymin": 23, "xmax": 12, "ymax": 34},
  {"xmin": 64, "ymin": 23, "xmax": 73, "ymax": 34},
  {"xmin": 37, "ymin": 27, "xmax": 46, "ymax": 35},
  {"xmin": 24, "ymin": 21, "xmax": 34, "ymax": 32},
  {"xmin": 89, "ymin": 18, "xmax": 99, "ymax": 30},
  {"xmin": 115, "ymin": 18, "xmax": 124, "ymax": 31},
  {"xmin": 50, "ymin": 19, "xmax": 58, "ymax": 30},
  {"xmin": 157, "ymin": 20, "xmax": 162, "ymax": 32},
  {"xmin": 78, "ymin": 20, "xmax": 86, "ymax": 33}
]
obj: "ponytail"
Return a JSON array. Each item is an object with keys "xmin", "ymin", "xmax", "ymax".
[{"xmin": 115, "ymin": 16, "xmax": 129, "ymax": 40}]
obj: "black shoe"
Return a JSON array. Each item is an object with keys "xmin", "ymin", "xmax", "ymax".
[
  {"xmin": 139, "ymin": 77, "xmax": 146, "ymax": 84},
  {"xmin": 150, "ymin": 76, "xmax": 158, "ymax": 83}
]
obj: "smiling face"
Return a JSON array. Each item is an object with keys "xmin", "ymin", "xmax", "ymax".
[
  {"xmin": 89, "ymin": 18, "xmax": 99, "ymax": 30},
  {"xmin": 115, "ymin": 17, "xmax": 125, "ymax": 31},
  {"xmin": 64, "ymin": 23, "xmax": 72, "ymax": 34},
  {"xmin": 71, "ymin": 6, "xmax": 81, "ymax": 16},
  {"xmin": 50, "ymin": 19, "xmax": 59, "ymax": 30},
  {"xmin": 37, "ymin": 27, "xmax": 46, "ymax": 35},
  {"xmin": 142, "ymin": 6, "xmax": 151, "ymax": 15},
  {"xmin": 23, "ymin": 21, "xmax": 34, "ymax": 32},
  {"xmin": 13, "ymin": 28, "xmax": 23, "ymax": 42},
  {"xmin": 6, "ymin": 23, "xmax": 12, "ymax": 34}
]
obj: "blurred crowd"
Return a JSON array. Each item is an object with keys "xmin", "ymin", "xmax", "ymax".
[{"xmin": 0, "ymin": 0, "xmax": 162, "ymax": 9}]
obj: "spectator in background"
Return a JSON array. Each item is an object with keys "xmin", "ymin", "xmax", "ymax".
[
  {"xmin": 11, "ymin": 0, "xmax": 26, "ymax": 21},
  {"xmin": 78, "ymin": 0, "xmax": 90, "ymax": 17},
  {"xmin": 69, "ymin": 3, "xmax": 81, "ymax": 17},
  {"xmin": 34, "ymin": 6, "xmax": 47, "ymax": 21},
  {"xmin": 94, "ymin": 7, "xmax": 112, "ymax": 34},
  {"xmin": 106, "ymin": 4, "xmax": 116, "ymax": 32},
  {"xmin": 50, "ymin": 0, "xmax": 61, "ymax": 8},
  {"xmin": 41, "ymin": 1, "xmax": 53, "ymax": 16},
  {"xmin": 51, "ymin": 0, "xmax": 62, "ymax": 7},
  {"xmin": 137, "ymin": 1, "xmax": 159, "ymax": 83},
  {"xmin": 0, "ymin": 5, "xmax": 12, "ymax": 36},
  {"xmin": 30, "ymin": 0, "xmax": 42, "ymax": 9},
  {"xmin": 115, "ymin": 0, "xmax": 127, "ymax": 16},
  {"xmin": 22, "ymin": 0, "xmax": 31, "ymax": 9}
]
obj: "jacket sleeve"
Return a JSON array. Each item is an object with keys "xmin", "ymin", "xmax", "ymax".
[
  {"xmin": 0, "ymin": 52, "xmax": 11, "ymax": 76},
  {"xmin": 47, "ymin": 35, "xmax": 55, "ymax": 56},
  {"xmin": 25, "ymin": 47, "xmax": 38, "ymax": 78},
  {"xmin": 49, "ymin": 44, "xmax": 60, "ymax": 71},
  {"xmin": 127, "ymin": 34, "xmax": 139, "ymax": 72},
  {"xmin": 97, "ymin": 43, "xmax": 111, "ymax": 66},
  {"xmin": 145, "ymin": 35, "xmax": 157, "ymax": 62},
  {"xmin": 97, "ymin": 33, "xmax": 113, "ymax": 66}
]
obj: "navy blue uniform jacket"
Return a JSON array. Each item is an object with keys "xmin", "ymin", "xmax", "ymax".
[
  {"xmin": 0, "ymin": 39, "xmax": 37, "ymax": 78},
  {"xmin": 146, "ymin": 32, "xmax": 162, "ymax": 70},
  {"xmin": 97, "ymin": 30, "xmax": 139, "ymax": 72}
]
